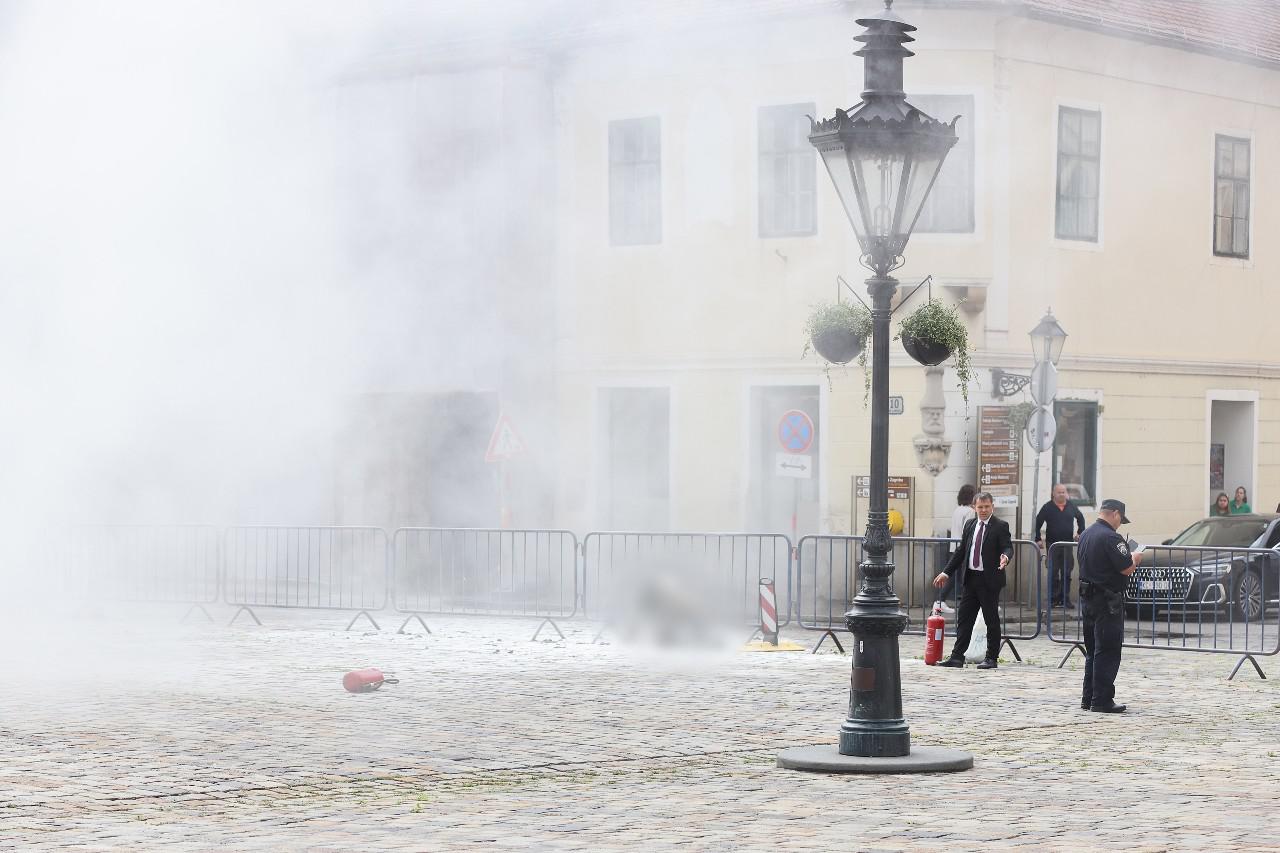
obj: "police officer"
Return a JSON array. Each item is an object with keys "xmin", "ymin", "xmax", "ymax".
[{"xmin": 1075, "ymin": 499, "xmax": 1142, "ymax": 713}]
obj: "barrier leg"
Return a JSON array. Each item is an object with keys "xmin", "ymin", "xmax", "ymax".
[
  {"xmin": 745, "ymin": 628, "xmax": 763, "ymax": 643},
  {"xmin": 810, "ymin": 630, "xmax": 845, "ymax": 655},
  {"xmin": 1056, "ymin": 642, "xmax": 1085, "ymax": 668},
  {"xmin": 229, "ymin": 606, "xmax": 262, "ymax": 627},
  {"xmin": 999, "ymin": 638, "xmax": 1023, "ymax": 662},
  {"xmin": 345, "ymin": 611, "xmax": 380, "ymax": 632},
  {"xmin": 591, "ymin": 625, "xmax": 609, "ymax": 644},
  {"xmin": 1228, "ymin": 654, "xmax": 1267, "ymax": 681},
  {"xmin": 180, "ymin": 604, "xmax": 214, "ymax": 624},
  {"xmin": 397, "ymin": 614, "xmax": 432, "ymax": 635},
  {"xmin": 532, "ymin": 618, "xmax": 565, "ymax": 642}
]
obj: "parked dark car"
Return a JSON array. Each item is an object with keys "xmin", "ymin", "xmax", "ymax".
[{"xmin": 1126, "ymin": 514, "xmax": 1280, "ymax": 622}]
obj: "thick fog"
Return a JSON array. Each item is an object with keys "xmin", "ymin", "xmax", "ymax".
[
  {"xmin": 0, "ymin": 3, "xmax": 528, "ymax": 535},
  {"xmin": 0, "ymin": 0, "xmax": 578, "ymax": 675}
]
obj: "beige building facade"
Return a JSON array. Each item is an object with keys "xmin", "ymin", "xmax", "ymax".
[{"xmin": 549, "ymin": 0, "xmax": 1280, "ymax": 543}]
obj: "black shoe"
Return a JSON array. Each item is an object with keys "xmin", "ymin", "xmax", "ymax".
[
  {"xmin": 1050, "ymin": 600, "xmax": 1064, "ymax": 608},
  {"xmin": 1080, "ymin": 699, "xmax": 1091, "ymax": 710},
  {"xmin": 936, "ymin": 656, "xmax": 964, "ymax": 668},
  {"xmin": 1089, "ymin": 702, "xmax": 1127, "ymax": 713},
  {"xmin": 976, "ymin": 658, "xmax": 997, "ymax": 669}
]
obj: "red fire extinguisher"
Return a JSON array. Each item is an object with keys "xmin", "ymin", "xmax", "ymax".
[
  {"xmin": 342, "ymin": 668, "xmax": 399, "ymax": 693},
  {"xmin": 925, "ymin": 602, "xmax": 946, "ymax": 665}
]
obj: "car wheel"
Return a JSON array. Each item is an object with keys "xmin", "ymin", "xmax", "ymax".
[{"xmin": 1233, "ymin": 570, "xmax": 1264, "ymax": 622}]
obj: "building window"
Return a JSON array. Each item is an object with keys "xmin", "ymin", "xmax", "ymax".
[
  {"xmin": 910, "ymin": 94, "xmax": 974, "ymax": 233},
  {"xmin": 1214, "ymin": 134, "xmax": 1250, "ymax": 258},
  {"xmin": 758, "ymin": 104, "xmax": 816, "ymax": 237},
  {"xmin": 598, "ymin": 388, "xmax": 670, "ymax": 529},
  {"xmin": 1053, "ymin": 401, "xmax": 1098, "ymax": 506},
  {"xmin": 609, "ymin": 117, "xmax": 661, "ymax": 245},
  {"xmin": 1055, "ymin": 107, "xmax": 1101, "ymax": 242}
]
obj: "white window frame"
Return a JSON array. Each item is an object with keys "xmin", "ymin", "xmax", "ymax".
[
  {"xmin": 1204, "ymin": 389, "xmax": 1259, "ymax": 515},
  {"xmin": 907, "ymin": 89, "xmax": 984, "ymax": 242},
  {"xmin": 739, "ymin": 374, "xmax": 830, "ymax": 534},
  {"xmin": 1208, "ymin": 127, "xmax": 1254, "ymax": 269},
  {"xmin": 1050, "ymin": 99, "xmax": 1105, "ymax": 252},
  {"xmin": 757, "ymin": 102, "xmax": 818, "ymax": 239},
  {"xmin": 591, "ymin": 379, "xmax": 676, "ymax": 531},
  {"xmin": 607, "ymin": 116, "xmax": 663, "ymax": 247},
  {"xmin": 1051, "ymin": 388, "xmax": 1103, "ymax": 510}
]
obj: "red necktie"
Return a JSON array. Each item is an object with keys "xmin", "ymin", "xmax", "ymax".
[{"xmin": 972, "ymin": 521, "xmax": 985, "ymax": 569}]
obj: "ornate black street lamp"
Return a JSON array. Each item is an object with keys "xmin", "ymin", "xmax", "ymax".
[{"xmin": 780, "ymin": 0, "xmax": 972, "ymax": 773}]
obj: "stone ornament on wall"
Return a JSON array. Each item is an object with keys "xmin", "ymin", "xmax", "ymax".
[{"xmin": 914, "ymin": 365, "xmax": 952, "ymax": 476}]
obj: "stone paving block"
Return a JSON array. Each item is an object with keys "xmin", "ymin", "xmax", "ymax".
[{"xmin": 1, "ymin": 615, "xmax": 1279, "ymax": 850}]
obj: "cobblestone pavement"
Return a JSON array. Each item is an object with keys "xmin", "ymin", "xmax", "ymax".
[{"xmin": 2, "ymin": 607, "xmax": 1278, "ymax": 851}]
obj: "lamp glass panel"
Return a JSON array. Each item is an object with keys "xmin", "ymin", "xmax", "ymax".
[
  {"xmin": 898, "ymin": 145, "xmax": 948, "ymax": 239},
  {"xmin": 818, "ymin": 145, "xmax": 868, "ymax": 243}
]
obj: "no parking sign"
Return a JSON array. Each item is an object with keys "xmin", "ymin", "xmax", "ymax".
[
  {"xmin": 777, "ymin": 410, "xmax": 814, "ymax": 453},
  {"xmin": 776, "ymin": 410, "xmax": 814, "ymax": 479}
]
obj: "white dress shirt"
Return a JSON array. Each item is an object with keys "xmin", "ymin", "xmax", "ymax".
[{"xmin": 970, "ymin": 519, "xmax": 988, "ymax": 572}]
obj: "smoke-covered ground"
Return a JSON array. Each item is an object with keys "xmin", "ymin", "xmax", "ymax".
[{"xmin": 2, "ymin": 615, "xmax": 1278, "ymax": 850}]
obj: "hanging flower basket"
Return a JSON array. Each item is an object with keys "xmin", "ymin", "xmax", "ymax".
[
  {"xmin": 895, "ymin": 298, "xmax": 974, "ymax": 403},
  {"xmin": 900, "ymin": 333, "xmax": 952, "ymax": 366},
  {"xmin": 812, "ymin": 326, "xmax": 864, "ymax": 364},
  {"xmin": 804, "ymin": 302, "xmax": 872, "ymax": 366}
]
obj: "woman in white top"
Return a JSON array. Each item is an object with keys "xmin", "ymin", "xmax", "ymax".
[{"xmin": 936, "ymin": 484, "xmax": 977, "ymax": 613}]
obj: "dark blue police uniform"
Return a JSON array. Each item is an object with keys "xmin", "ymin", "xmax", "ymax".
[{"xmin": 1076, "ymin": 515, "xmax": 1134, "ymax": 710}]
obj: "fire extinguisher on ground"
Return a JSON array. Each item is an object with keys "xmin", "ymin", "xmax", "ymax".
[
  {"xmin": 924, "ymin": 602, "xmax": 946, "ymax": 665},
  {"xmin": 343, "ymin": 668, "xmax": 399, "ymax": 693}
]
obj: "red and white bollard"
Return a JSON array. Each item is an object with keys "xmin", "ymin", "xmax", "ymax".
[{"xmin": 758, "ymin": 578, "xmax": 779, "ymax": 646}]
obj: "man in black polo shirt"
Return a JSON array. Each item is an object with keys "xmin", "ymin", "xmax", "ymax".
[
  {"xmin": 1035, "ymin": 483, "xmax": 1087, "ymax": 607},
  {"xmin": 1076, "ymin": 499, "xmax": 1142, "ymax": 713}
]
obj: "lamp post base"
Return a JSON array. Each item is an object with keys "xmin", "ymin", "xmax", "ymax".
[{"xmin": 777, "ymin": 744, "xmax": 973, "ymax": 774}]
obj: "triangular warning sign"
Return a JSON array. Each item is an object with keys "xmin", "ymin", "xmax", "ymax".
[{"xmin": 485, "ymin": 414, "xmax": 527, "ymax": 463}]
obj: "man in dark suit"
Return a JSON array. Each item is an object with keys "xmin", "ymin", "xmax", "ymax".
[{"xmin": 931, "ymin": 491, "xmax": 1013, "ymax": 669}]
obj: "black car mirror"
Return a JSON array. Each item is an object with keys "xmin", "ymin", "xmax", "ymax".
[{"xmin": 1161, "ymin": 538, "xmax": 1172, "ymax": 545}]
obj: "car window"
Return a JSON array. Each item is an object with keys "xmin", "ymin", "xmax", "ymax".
[
  {"xmin": 1266, "ymin": 523, "xmax": 1280, "ymax": 549},
  {"xmin": 1171, "ymin": 519, "xmax": 1267, "ymax": 547}
]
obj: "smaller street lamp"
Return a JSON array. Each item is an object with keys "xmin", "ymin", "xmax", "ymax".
[
  {"xmin": 992, "ymin": 310, "xmax": 1068, "ymax": 399},
  {"xmin": 1029, "ymin": 311, "xmax": 1068, "ymax": 367}
]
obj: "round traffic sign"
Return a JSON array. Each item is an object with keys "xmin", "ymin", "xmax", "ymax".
[
  {"xmin": 778, "ymin": 409, "xmax": 815, "ymax": 453},
  {"xmin": 1026, "ymin": 406, "xmax": 1057, "ymax": 453}
]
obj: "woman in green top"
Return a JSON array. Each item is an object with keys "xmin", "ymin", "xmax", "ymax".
[
  {"xmin": 1230, "ymin": 486, "xmax": 1252, "ymax": 514},
  {"xmin": 1212, "ymin": 492, "xmax": 1231, "ymax": 516}
]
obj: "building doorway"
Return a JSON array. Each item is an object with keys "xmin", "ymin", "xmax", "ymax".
[
  {"xmin": 1208, "ymin": 396, "xmax": 1256, "ymax": 511},
  {"xmin": 748, "ymin": 385, "xmax": 820, "ymax": 539},
  {"xmin": 597, "ymin": 387, "xmax": 670, "ymax": 530}
]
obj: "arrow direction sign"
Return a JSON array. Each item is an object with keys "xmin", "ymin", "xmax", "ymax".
[{"xmin": 775, "ymin": 452, "xmax": 812, "ymax": 479}]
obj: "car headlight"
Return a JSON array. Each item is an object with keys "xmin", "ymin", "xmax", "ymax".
[{"xmin": 1186, "ymin": 561, "xmax": 1233, "ymax": 578}]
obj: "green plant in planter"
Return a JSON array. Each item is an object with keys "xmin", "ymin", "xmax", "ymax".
[
  {"xmin": 895, "ymin": 298, "xmax": 974, "ymax": 403},
  {"xmin": 803, "ymin": 302, "xmax": 873, "ymax": 396},
  {"xmin": 1006, "ymin": 401, "xmax": 1037, "ymax": 435}
]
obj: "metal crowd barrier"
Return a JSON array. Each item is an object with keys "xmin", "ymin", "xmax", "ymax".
[
  {"xmin": 795, "ymin": 535, "xmax": 1042, "ymax": 656},
  {"xmin": 391, "ymin": 528, "xmax": 578, "ymax": 640},
  {"xmin": 55, "ymin": 524, "xmax": 221, "ymax": 620},
  {"xmin": 222, "ymin": 526, "xmax": 389, "ymax": 629},
  {"xmin": 1047, "ymin": 541, "xmax": 1280, "ymax": 679},
  {"xmin": 580, "ymin": 532, "xmax": 792, "ymax": 640}
]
